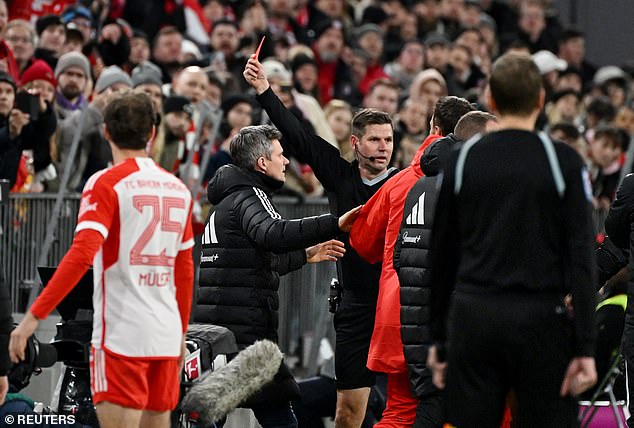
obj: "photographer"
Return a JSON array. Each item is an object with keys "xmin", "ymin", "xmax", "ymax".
[
  {"xmin": 0, "ymin": 69, "xmax": 57, "ymax": 192},
  {"xmin": 0, "ymin": 72, "xmax": 32, "ymax": 189}
]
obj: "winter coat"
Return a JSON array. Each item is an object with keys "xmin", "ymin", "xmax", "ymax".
[
  {"xmin": 393, "ymin": 134, "xmax": 462, "ymax": 397},
  {"xmin": 194, "ymin": 164, "xmax": 340, "ymax": 347}
]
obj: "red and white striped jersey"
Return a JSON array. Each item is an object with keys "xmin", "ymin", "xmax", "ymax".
[{"xmin": 77, "ymin": 157, "xmax": 194, "ymax": 358}]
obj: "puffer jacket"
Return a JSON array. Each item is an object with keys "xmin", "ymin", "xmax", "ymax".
[
  {"xmin": 393, "ymin": 134, "xmax": 461, "ymax": 397},
  {"xmin": 194, "ymin": 164, "xmax": 340, "ymax": 348}
]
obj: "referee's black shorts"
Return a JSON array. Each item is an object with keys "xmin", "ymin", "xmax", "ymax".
[
  {"xmin": 445, "ymin": 291, "xmax": 578, "ymax": 428},
  {"xmin": 333, "ymin": 294, "xmax": 377, "ymax": 390}
]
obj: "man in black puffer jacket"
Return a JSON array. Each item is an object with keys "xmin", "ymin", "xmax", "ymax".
[
  {"xmin": 195, "ymin": 125, "xmax": 360, "ymax": 428},
  {"xmin": 393, "ymin": 111, "xmax": 497, "ymax": 427}
]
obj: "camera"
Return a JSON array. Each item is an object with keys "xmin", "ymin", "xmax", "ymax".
[
  {"xmin": 7, "ymin": 329, "xmax": 57, "ymax": 391},
  {"xmin": 328, "ymin": 278, "xmax": 343, "ymax": 314}
]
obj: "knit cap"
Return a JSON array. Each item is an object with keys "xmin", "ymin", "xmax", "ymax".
[
  {"xmin": 54, "ymin": 51, "xmax": 91, "ymax": 79},
  {"xmin": 94, "ymin": 66, "xmax": 132, "ymax": 93},
  {"xmin": 131, "ymin": 61, "xmax": 163, "ymax": 88},
  {"xmin": 21, "ymin": 60, "xmax": 57, "ymax": 88}
]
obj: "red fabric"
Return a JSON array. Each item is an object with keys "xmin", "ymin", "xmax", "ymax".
[
  {"xmin": 90, "ymin": 346, "xmax": 180, "ymax": 411},
  {"xmin": 350, "ymin": 134, "xmax": 441, "ymax": 373},
  {"xmin": 374, "ymin": 370, "xmax": 418, "ymax": 427},
  {"xmin": 10, "ymin": 155, "xmax": 28, "ymax": 193},
  {"xmin": 175, "ymin": 238, "xmax": 194, "ymax": 333},
  {"xmin": 30, "ymin": 229, "xmax": 103, "ymax": 320},
  {"xmin": 184, "ymin": 0, "xmax": 212, "ymax": 33},
  {"xmin": 8, "ymin": 0, "xmax": 74, "ymax": 21},
  {"xmin": 500, "ymin": 406, "xmax": 512, "ymax": 428},
  {"xmin": 314, "ymin": 53, "xmax": 337, "ymax": 105},
  {"xmin": 0, "ymin": 40, "xmax": 20, "ymax": 82},
  {"xmin": 358, "ymin": 64, "xmax": 390, "ymax": 96},
  {"xmin": 108, "ymin": 0, "xmax": 125, "ymax": 20}
]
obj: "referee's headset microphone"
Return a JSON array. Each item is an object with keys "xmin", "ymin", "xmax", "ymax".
[{"xmin": 355, "ymin": 144, "xmax": 376, "ymax": 162}]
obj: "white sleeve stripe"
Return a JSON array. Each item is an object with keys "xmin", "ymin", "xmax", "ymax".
[
  {"xmin": 181, "ymin": 238, "xmax": 195, "ymax": 250},
  {"xmin": 253, "ymin": 187, "xmax": 281, "ymax": 219},
  {"xmin": 76, "ymin": 221, "xmax": 109, "ymax": 239}
]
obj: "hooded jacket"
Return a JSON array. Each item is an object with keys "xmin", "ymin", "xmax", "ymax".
[
  {"xmin": 393, "ymin": 134, "xmax": 461, "ymax": 397},
  {"xmin": 195, "ymin": 164, "xmax": 340, "ymax": 347},
  {"xmin": 350, "ymin": 133, "xmax": 441, "ymax": 373}
]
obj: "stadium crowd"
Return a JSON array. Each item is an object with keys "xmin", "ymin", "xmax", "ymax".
[
  {"xmin": 0, "ymin": 0, "xmax": 631, "ymax": 213},
  {"xmin": 1, "ymin": 0, "xmax": 634, "ymax": 427}
]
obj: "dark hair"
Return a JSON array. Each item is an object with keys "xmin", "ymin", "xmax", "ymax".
[
  {"xmin": 594, "ymin": 126, "xmax": 628, "ymax": 151},
  {"xmin": 230, "ymin": 125, "xmax": 282, "ymax": 170},
  {"xmin": 432, "ymin": 96, "xmax": 476, "ymax": 136},
  {"xmin": 550, "ymin": 122, "xmax": 580, "ymax": 141},
  {"xmin": 351, "ymin": 108, "xmax": 393, "ymax": 138},
  {"xmin": 587, "ymin": 96, "xmax": 616, "ymax": 122},
  {"xmin": 367, "ymin": 78, "xmax": 399, "ymax": 96},
  {"xmin": 104, "ymin": 93, "xmax": 155, "ymax": 150},
  {"xmin": 211, "ymin": 19, "xmax": 239, "ymax": 34},
  {"xmin": 153, "ymin": 26, "xmax": 181, "ymax": 48},
  {"xmin": 489, "ymin": 53, "xmax": 542, "ymax": 116},
  {"xmin": 454, "ymin": 110, "xmax": 497, "ymax": 141},
  {"xmin": 559, "ymin": 28, "xmax": 585, "ymax": 45},
  {"xmin": 505, "ymin": 39, "xmax": 530, "ymax": 52}
]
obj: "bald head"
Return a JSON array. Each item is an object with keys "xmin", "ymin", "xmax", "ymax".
[{"xmin": 173, "ymin": 66, "xmax": 209, "ymax": 104}]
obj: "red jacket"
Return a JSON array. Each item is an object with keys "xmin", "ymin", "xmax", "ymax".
[{"xmin": 350, "ymin": 134, "xmax": 441, "ymax": 373}]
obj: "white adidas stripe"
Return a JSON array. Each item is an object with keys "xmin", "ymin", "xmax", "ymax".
[{"xmin": 253, "ymin": 187, "xmax": 281, "ymax": 219}]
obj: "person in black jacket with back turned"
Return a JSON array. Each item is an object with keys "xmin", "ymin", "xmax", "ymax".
[
  {"xmin": 195, "ymin": 125, "xmax": 361, "ymax": 428},
  {"xmin": 244, "ymin": 57, "xmax": 398, "ymax": 427},
  {"xmin": 605, "ymin": 174, "xmax": 634, "ymax": 427},
  {"xmin": 394, "ymin": 111, "xmax": 497, "ymax": 428},
  {"xmin": 426, "ymin": 53, "xmax": 597, "ymax": 428}
]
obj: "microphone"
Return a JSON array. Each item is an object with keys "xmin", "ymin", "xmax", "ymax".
[
  {"xmin": 181, "ymin": 339, "xmax": 283, "ymax": 425},
  {"xmin": 355, "ymin": 146, "xmax": 376, "ymax": 162}
]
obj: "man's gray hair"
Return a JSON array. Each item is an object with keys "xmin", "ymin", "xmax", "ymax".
[{"xmin": 230, "ymin": 125, "xmax": 283, "ymax": 170}]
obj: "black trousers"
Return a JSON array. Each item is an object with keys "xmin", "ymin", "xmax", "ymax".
[
  {"xmin": 445, "ymin": 291, "xmax": 579, "ymax": 428},
  {"xmin": 621, "ymin": 288, "xmax": 634, "ymax": 427},
  {"xmin": 413, "ymin": 391, "xmax": 444, "ymax": 428}
]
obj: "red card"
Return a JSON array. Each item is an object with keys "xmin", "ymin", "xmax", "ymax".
[{"xmin": 254, "ymin": 35, "xmax": 266, "ymax": 60}]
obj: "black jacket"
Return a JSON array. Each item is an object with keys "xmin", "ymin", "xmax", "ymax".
[
  {"xmin": 605, "ymin": 174, "xmax": 634, "ymax": 361},
  {"xmin": 195, "ymin": 164, "xmax": 340, "ymax": 347},
  {"xmin": 0, "ymin": 105, "xmax": 57, "ymax": 188},
  {"xmin": 429, "ymin": 130, "xmax": 597, "ymax": 357},
  {"xmin": 256, "ymin": 88, "xmax": 398, "ymax": 301},
  {"xmin": 394, "ymin": 134, "xmax": 460, "ymax": 397}
]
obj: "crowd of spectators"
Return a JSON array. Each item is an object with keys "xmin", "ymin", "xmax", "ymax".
[{"xmin": 0, "ymin": 0, "xmax": 632, "ymax": 216}]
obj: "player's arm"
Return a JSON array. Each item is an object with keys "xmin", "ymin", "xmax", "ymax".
[
  {"xmin": 175, "ymin": 202, "xmax": 195, "ymax": 332},
  {"xmin": 175, "ymin": 249, "xmax": 194, "ymax": 332},
  {"xmin": 10, "ymin": 229, "xmax": 104, "ymax": 363}
]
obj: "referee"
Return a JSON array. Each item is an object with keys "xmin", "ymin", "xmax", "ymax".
[{"xmin": 426, "ymin": 53, "xmax": 597, "ymax": 427}]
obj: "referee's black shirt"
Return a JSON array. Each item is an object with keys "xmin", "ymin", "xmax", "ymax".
[{"xmin": 429, "ymin": 129, "xmax": 597, "ymax": 357}]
